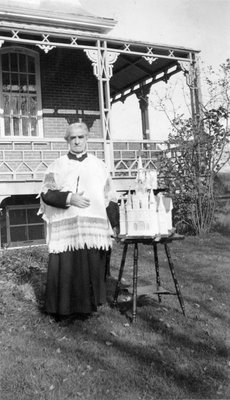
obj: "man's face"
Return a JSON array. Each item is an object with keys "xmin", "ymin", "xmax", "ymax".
[{"xmin": 68, "ymin": 128, "xmax": 88, "ymax": 154}]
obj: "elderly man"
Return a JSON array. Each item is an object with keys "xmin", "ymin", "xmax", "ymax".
[{"xmin": 39, "ymin": 122, "xmax": 119, "ymax": 321}]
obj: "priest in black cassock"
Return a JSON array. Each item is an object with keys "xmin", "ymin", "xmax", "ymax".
[{"xmin": 38, "ymin": 122, "xmax": 119, "ymax": 320}]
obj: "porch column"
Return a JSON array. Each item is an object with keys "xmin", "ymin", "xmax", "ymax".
[
  {"xmin": 84, "ymin": 42, "xmax": 119, "ymax": 172},
  {"xmin": 188, "ymin": 54, "xmax": 202, "ymax": 121},
  {"xmin": 180, "ymin": 54, "xmax": 203, "ymax": 196},
  {"xmin": 136, "ymin": 85, "xmax": 151, "ymax": 140},
  {"xmin": 179, "ymin": 54, "xmax": 202, "ymax": 121}
]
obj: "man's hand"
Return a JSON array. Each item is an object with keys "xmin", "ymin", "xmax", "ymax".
[{"xmin": 70, "ymin": 192, "xmax": 90, "ymax": 208}]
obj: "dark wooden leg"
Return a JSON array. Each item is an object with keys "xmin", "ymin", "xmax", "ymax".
[
  {"xmin": 105, "ymin": 247, "xmax": 112, "ymax": 278},
  {"xmin": 164, "ymin": 243, "xmax": 186, "ymax": 316},
  {"xmin": 153, "ymin": 243, "xmax": 162, "ymax": 303},
  {"xmin": 132, "ymin": 243, "xmax": 138, "ymax": 322},
  {"xmin": 113, "ymin": 243, "xmax": 128, "ymax": 305}
]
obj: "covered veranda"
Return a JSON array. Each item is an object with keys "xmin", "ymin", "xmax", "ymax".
[{"xmin": 0, "ymin": 6, "xmax": 201, "ymax": 193}]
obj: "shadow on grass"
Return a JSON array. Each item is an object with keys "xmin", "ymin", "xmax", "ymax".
[
  {"xmin": 104, "ymin": 274, "xmax": 229, "ymax": 398},
  {"xmin": 30, "ymin": 270, "xmax": 47, "ymax": 307},
  {"xmin": 32, "ymin": 299, "xmax": 229, "ymax": 400},
  {"xmin": 6, "ymin": 239, "xmax": 229, "ymax": 400}
]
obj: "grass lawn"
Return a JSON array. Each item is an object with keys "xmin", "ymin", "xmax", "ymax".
[{"xmin": 0, "ymin": 233, "xmax": 230, "ymax": 400}]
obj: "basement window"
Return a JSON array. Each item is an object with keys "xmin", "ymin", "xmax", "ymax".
[{"xmin": 6, "ymin": 204, "xmax": 45, "ymax": 246}]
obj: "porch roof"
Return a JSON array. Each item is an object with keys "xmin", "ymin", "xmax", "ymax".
[
  {"xmin": 0, "ymin": 5, "xmax": 200, "ymax": 102},
  {"xmin": 108, "ymin": 37, "xmax": 199, "ymax": 102}
]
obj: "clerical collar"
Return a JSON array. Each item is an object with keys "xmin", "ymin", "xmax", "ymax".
[{"xmin": 68, "ymin": 151, "xmax": 88, "ymax": 162}]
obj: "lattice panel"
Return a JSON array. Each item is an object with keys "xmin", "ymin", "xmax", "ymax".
[
  {"xmin": 0, "ymin": 139, "xmax": 106, "ymax": 180},
  {"xmin": 112, "ymin": 141, "xmax": 166, "ymax": 177},
  {"xmin": 0, "ymin": 139, "xmax": 166, "ymax": 180}
]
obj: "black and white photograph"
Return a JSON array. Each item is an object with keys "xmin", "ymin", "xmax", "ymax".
[{"xmin": 0, "ymin": 0, "xmax": 229, "ymax": 399}]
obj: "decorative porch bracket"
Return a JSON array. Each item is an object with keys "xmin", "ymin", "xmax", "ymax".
[
  {"xmin": 85, "ymin": 41, "xmax": 119, "ymax": 169},
  {"xmin": 36, "ymin": 34, "xmax": 56, "ymax": 53},
  {"xmin": 142, "ymin": 47, "xmax": 158, "ymax": 65}
]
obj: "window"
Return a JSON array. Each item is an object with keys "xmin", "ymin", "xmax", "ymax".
[
  {"xmin": 0, "ymin": 47, "xmax": 42, "ymax": 137},
  {"xmin": 6, "ymin": 205, "xmax": 45, "ymax": 246}
]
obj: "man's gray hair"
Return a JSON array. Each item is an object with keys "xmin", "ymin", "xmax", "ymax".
[{"xmin": 65, "ymin": 122, "xmax": 89, "ymax": 142}]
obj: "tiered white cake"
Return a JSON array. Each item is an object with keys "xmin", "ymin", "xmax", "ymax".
[{"xmin": 119, "ymin": 156, "xmax": 174, "ymax": 237}]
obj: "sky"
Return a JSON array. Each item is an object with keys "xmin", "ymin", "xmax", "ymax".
[
  {"xmin": 81, "ymin": 0, "xmax": 230, "ymax": 140},
  {"xmin": 83, "ymin": 0, "xmax": 230, "ymax": 68}
]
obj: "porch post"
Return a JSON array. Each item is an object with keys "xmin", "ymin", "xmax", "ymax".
[
  {"xmin": 136, "ymin": 85, "xmax": 151, "ymax": 140},
  {"xmin": 84, "ymin": 41, "xmax": 119, "ymax": 172},
  {"xmin": 188, "ymin": 53, "xmax": 202, "ymax": 121},
  {"xmin": 187, "ymin": 54, "xmax": 203, "ymax": 203}
]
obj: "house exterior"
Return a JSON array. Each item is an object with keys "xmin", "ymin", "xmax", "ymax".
[{"xmin": 0, "ymin": 0, "xmax": 201, "ymax": 247}]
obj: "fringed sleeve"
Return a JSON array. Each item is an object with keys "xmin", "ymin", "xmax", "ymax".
[
  {"xmin": 40, "ymin": 171, "xmax": 58, "ymax": 194},
  {"xmin": 39, "ymin": 171, "xmax": 71, "ymax": 209}
]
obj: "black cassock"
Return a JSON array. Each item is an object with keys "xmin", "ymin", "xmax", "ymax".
[{"xmin": 41, "ymin": 152, "xmax": 119, "ymax": 317}]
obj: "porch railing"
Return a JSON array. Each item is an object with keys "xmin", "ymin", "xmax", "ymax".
[
  {"xmin": 0, "ymin": 138, "xmax": 167, "ymax": 181},
  {"xmin": 111, "ymin": 140, "xmax": 167, "ymax": 177}
]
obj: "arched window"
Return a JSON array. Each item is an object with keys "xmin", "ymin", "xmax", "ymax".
[{"xmin": 0, "ymin": 47, "xmax": 42, "ymax": 137}]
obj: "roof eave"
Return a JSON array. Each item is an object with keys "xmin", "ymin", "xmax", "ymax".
[
  {"xmin": 0, "ymin": 10, "xmax": 117, "ymax": 34},
  {"xmin": 0, "ymin": 18, "xmax": 200, "ymax": 55}
]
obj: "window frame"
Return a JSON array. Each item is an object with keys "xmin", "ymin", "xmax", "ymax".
[
  {"xmin": 6, "ymin": 204, "xmax": 45, "ymax": 246},
  {"xmin": 0, "ymin": 46, "xmax": 43, "ymax": 138}
]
